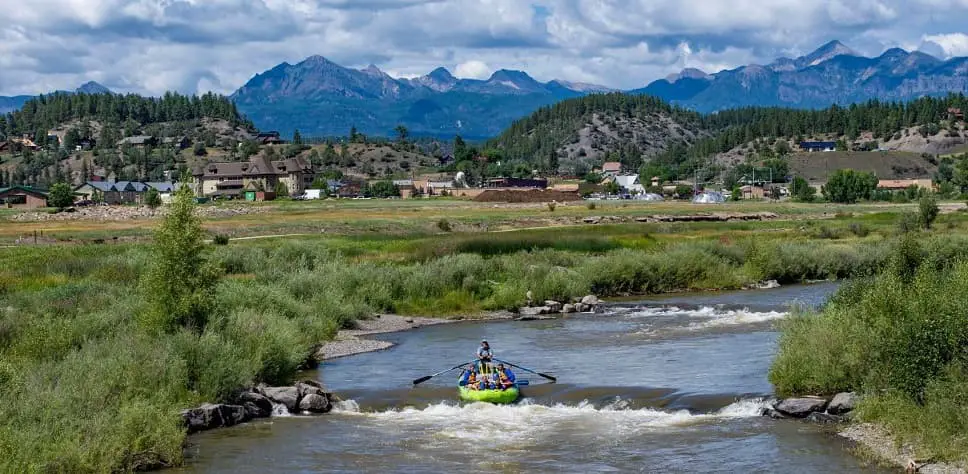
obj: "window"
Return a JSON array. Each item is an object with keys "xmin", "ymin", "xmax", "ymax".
[{"xmin": 4, "ymin": 195, "xmax": 27, "ymax": 205}]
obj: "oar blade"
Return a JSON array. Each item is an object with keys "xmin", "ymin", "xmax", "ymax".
[
  {"xmin": 537, "ymin": 373, "xmax": 557, "ymax": 383},
  {"xmin": 412, "ymin": 375, "xmax": 432, "ymax": 386}
]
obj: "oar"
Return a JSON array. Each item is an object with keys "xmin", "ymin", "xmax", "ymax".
[
  {"xmin": 494, "ymin": 358, "xmax": 557, "ymax": 383},
  {"xmin": 412, "ymin": 361, "xmax": 475, "ymax": 386}
]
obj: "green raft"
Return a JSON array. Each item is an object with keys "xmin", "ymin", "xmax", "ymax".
[{"xmin": 458, "ymin": 385, "xmax": 520, "ymax": 404}]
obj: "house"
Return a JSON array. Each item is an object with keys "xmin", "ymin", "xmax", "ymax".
[
  {"xmin": 948, "ymin": 108, "xmax": 964, "ymax": 121},
  {"xmin": 877, "ymin": 179, "xmax": 936, "ymax": 191},
  {"xmin": 799, "ymin": 141, "xmax": 836, "ymax": 152},
  {"xmin": 118, "ymin": 135, "xmax": 157, "ymax": 148},
  {"xmin": 256, "ymin": 131, "xmax": 284, "ymax": 145},
  {"xmin": 191, "ymin": 155, "xmax": 315, "ymax": 198},
  {"xmin": 614, "ymin": 175, "xmax": 646, "ymax": 195},
  {"xmin": 392, "ymin": 179, "xmax": 416, "ymax": 198},
  {"xmin": 485, "ymin": 177, "xmax": 548, "ymax": 189},
  {"xmin": 426, "ymin": 181, "xmax": 456, "ymax": 195},
  {"xmin": 78, "ymin": 138, "xmax": 96, "ymax": 151},
  {"xmin": 161, "ymin": 137, "xmax": 190, "ymax": 150},
  {"xmin": 0, "ymin": 186, "xmax": 48, "ymax": 209},
  {"xmin": 75, "ymin": 181, "xmax": 122, "ymax": 204},
  {"xmin": 336, "ymin": 182, "xmax": 363, "ymax": 198},
  {"xmin": 740, "ymin": 185, "xmax": 766, "ymax": 199},
  {"xmin": 601, "ymin": 162, "xmax": 622, "ymax": 177},
  {"xmin": 0, "ymin": 136, "xmax": 41, "ymax": 153}
]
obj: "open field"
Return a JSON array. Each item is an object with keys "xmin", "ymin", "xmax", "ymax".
[{"xmin": 0, "ymin": 197, "xmax": 953, "ymax": 245}]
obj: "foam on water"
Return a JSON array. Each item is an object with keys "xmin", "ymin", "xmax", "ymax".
[
  {"xmin": 329, "ymin": 397, "xmax": 769, "ymax": 447},
  {"xmin": 624, "ymin": 306, "xmax": 788, "ymax": 333}
]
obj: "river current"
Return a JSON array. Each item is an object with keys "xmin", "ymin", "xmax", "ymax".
[{"xmin": 179, "ymin": 282, "xmax": 888, "ymax": 473}]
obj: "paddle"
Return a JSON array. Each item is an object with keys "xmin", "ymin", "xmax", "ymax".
[
  {"xmin": 494, "ymin": 358, "xmax": 557, "ymax": 383},
  {"xmin": 412, "ymin": 361, "xmax": 475, "ymax": 386}
]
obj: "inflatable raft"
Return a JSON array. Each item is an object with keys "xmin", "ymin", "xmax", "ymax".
[{"xmin": 457, "ymin": 385, "xmax": 520, "ymax": 404}]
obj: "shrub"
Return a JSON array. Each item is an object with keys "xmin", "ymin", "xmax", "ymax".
[
  {"xmin": 587, "ymin": 202, "xmax": 596, "ymax": 210},
  {"xmin": 213, "ymin": 234, "xmax": 230, "ymax": 245},
  {"xmin": 437, "ymin": 219, "xmax": 452, "ymax": 232},
  {"xmin": 547, "ymin": 201, "xmax": 557, "ymax": 212},
  {"xmin": 919, "ymin": 195, "xmax": 940, "ymax": 229},
  {"xmin": 848, "ymin": 223, "xmax": 870, "ymax": 237}
]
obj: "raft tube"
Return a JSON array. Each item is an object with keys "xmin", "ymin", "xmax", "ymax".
[{"xmin": 458, "ymin": 385, "xmax": 520, "ymax": 404}]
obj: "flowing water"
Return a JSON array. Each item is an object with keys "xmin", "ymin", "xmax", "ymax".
[{"xmin": 180, "ymin": 282, "xmax": 888, "ymax": 473}]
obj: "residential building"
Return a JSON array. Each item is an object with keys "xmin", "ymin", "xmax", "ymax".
[
  {"xmin": 118, "ymin": 135, "xmax": 157, "ymax": 148},
  {"xmin": 0, "ymin": 186, "xmax": 48, "ymax": 209},
  {"xmin": 799, "ymin": 141, "xmax": 836, "ymax": 152},
  {"xmin": 392, "ymin": 179, "xmax": 416, "ymax": 198},
  {"xmin": 191, "ymin": 155, "xmax": 314, "ymax": 198},
  {"xmin": 877, "ymin": 179, "xmax": 936, "ymax": 191},
  {"xmin": 256, "ymin": 131, "xmax": 284, "ymax": 145},
  {"xmin": 601, "ymin": 162, "xmax": 622, "ymax": 177},
  {"xmin": 614, "ymin": 175, "xmax": 646, "ymax": 195},
  {"xmin": 75, "ymin": 181, "xmax": 122, "ymax": 204},
  {"xmin": 161, "ymin": 137, "xmax": 190, "ymax": 150},
  {"xmin": 948, "ymin": 108, "xmax": 964, "ymax": 121},
  {"xmin": 0, "ymin": 135, "xmax": 41, "ymax": 153}
]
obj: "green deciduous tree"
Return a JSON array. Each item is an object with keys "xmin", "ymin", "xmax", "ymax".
[
  {"xmin": 822, "ymin": 169, "xmax": 878, "ymax": 204},
  {"xmin": 48, "ymin": 182, "xmax": 74, "ymax": 209},
  {"xmin": 144, "ymin": 188, "xmax": 162, "ymax": 211},
  {"xmin": 139, "ymin": 184, "xmax": 220, "ymax": 333},
  {"xmin": 791, "ymin": 176, "xmax": 817, "ymax": 202},
  {"xmin": 919, "ymin": 195, "xmax": 940, "ymax": 230},
  {"xmin": 274, "ymin": 181, "xmax": 289, "ymax": 197},
  {"xmin": 369, "ymin": 180, "xmax": 400, "ymax": 198}
]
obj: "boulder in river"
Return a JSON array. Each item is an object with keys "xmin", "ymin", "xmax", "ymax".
[
  {"xmin": 238, "ymin": 391, "xmax": 273, "ymax": 419},
  {"xmin": 580, "ymin": 295, "xmax": 600, "ymax": 306},
  {"xmin": 261, "ymin": 386, "xmax": 300, "ymax": 412},
  {"xmin": 562, "ymin": 303, "xmax": 577, "ymax": 314},
  {"xmin": 298, "ymin": 393, "xmax": 332, "ymax": 413},
  {"xmin": 297, "ymin": 380, "xmax": 326, "ymax": 399},
  {"xmin": 519, "ymin": 306, "xmax": 552, "ymax": 316},
  {"xmin": 775, "ymin": 397, "xmax": 829, "ymax": 418},
  {"xmin": 828, "ymin": 392, "xmax": 859, "ymax": 415},
  {"xmin": 544, "ymin": 301, "xmax": 563, "ymax": 313},
  {"xmin": 181, "ymin": 403, "xmax": 251, "ymax": 434}
]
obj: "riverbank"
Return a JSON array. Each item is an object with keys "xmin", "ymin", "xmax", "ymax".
[
  {"xmin": 770, "ymin": 234, "xmax": 968, "ymax": 469},
  {"xmin": 316, "ymin": 313, "xmax": 511, "ymax": 360},
  {"xmin": 841, "ymin": 424, "xmax": 965, "ymax": 473}
]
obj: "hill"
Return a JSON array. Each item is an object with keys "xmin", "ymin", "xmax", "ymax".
[
  {"xmin": 487, "ymin": 93, "xmax": 705, "ymax": 174},
  {"xmin": 231, "ymin": 56, "xmax": 612, "ymax": 139},
  {"xmin": 0, "ymin": 92, "xmax": 257, "ymax": 187},
  {"xmin": 0, "ymin": 82, "xmax": 113, "ymax": 114},
  {"xmin": 636, "ymin": 40, "xmax": 968, "ymax": 112}
]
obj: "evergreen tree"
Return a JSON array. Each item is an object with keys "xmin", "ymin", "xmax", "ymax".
[{"xmin": 293, "ymin": 129, "xmax": 303, "ymax": 145}]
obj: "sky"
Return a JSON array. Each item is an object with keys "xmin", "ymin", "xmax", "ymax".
[{"xmin": 1, "ymin": 0, "xmax": 968, "ymax": 97}]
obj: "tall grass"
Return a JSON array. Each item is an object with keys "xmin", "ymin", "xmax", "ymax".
[
  {"xmin": 1, "ymin": 228, "xmax": 956, "ymax": 471},
  {"xmin": 770, "ymin": 236, "xmax": 968, "ymax": 462}
]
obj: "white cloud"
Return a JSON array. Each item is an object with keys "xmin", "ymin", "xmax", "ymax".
[
  {"xmin": 0, "ymin": 0, "xmax": 967, "ymax": 96},
  {"xmin": 922, "ymin": 33, "xmax": 968, "ymax": 57},
  {"xmin": 455, "ymin": 60, "xmax": 492, "ymax": 79}
]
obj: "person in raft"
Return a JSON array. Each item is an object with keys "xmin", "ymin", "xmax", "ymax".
[
  {"xmin": 460, "ymin": 365, "xmax": 480, "ymax": 390},
  {"xmin": 497, "ymin": 364, "xmax": 515, "ymax": 390},
  {"xmin": 476, "ymin": 339, "xmax": 493, "ymax": 372}
]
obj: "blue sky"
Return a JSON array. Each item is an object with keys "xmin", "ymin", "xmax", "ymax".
[{"xmin": 1, "ymin": 0, "xmax": 967, "ymax": 96}]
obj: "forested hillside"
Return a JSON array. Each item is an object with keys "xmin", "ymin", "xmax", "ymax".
[{"xmin": 488, "ymin": 93, "xmax": 705, "ymax": 174}]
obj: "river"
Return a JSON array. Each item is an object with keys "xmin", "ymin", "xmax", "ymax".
[{"xmin": 179, "ymin": 282, "xmax": 888, "ymax": 473}]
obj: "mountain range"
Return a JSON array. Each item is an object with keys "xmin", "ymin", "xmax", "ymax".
[
  {"xmin": 3, "ymin": 40, "xmax": 968, "ymax": 140},
  {"xmin": 0, "ymin": 81, "xmax": 112, "ymax": 114},
  {"xmin": 635, "ymin": 40, "xmax": 968, "ymax": 112},
  {"xmin": 230, "ymin": 55, "xmax": 616, "ymax": 139}
]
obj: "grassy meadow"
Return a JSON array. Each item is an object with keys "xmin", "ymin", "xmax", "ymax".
[{"xmin": 3, "ymin": 196, "xmax": 968, "ymax": 471}]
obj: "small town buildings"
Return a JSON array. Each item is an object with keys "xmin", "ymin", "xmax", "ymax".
[
  {"xmin": 877, "ymin": 179, "xmax": 936, "ymax": 192},
  {"xmin": 256, "ymin": 131, "xmax": 284, "ymax": 145},
  {"xmin": 948, "ymin": 108, "xmax": 964, "ymax": 121},
  {"xmin": 799, "ymin": 141, "xmax": 836, "ymax": 152},
  {"xmin": 118, "ymin": 135, "xmax": 157, "ymax": 148},
  {"xmin": 614, "ymin": 175, "xmax": 646, "ymax": 195},
  {"xmin": 0, "ymin": 136, "xmax": 41, "ymax": 153},
  {"xmin": 191, "ymin": 155, "xmax": 314, "ymax": 198},
  {"xmin": 74, "ymin": 181, "xmax": 180, "ymax": 204},
  {"xmin": 0, "ymin": 186, "xmax": 48, "ymax": 209},
  {"xmin": 161, "ymin": 137, "xmax": 190, "ymax": 150},
  {"xmin": 601, "ymin": 162, "xmax": 623, "ymax": 177}
]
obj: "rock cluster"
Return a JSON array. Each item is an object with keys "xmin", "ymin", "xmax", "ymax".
[
  {"xmin": 579, "ymin": 212, "xmax": 778, "ymax": 225},
  {"xmin": 10, "ymin": 204, "xmax": 268, "ymax": 222},
  {"xmin": 516, "ymin": 295, "xmax": 601, "ymax": 320},
  {"xmin": 181, "ymin": 380, "xmax": 333, "ymax": 434},
  {"xmin": 762, "ymin": 392, "xmax": 859, "ymax": 423}
]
